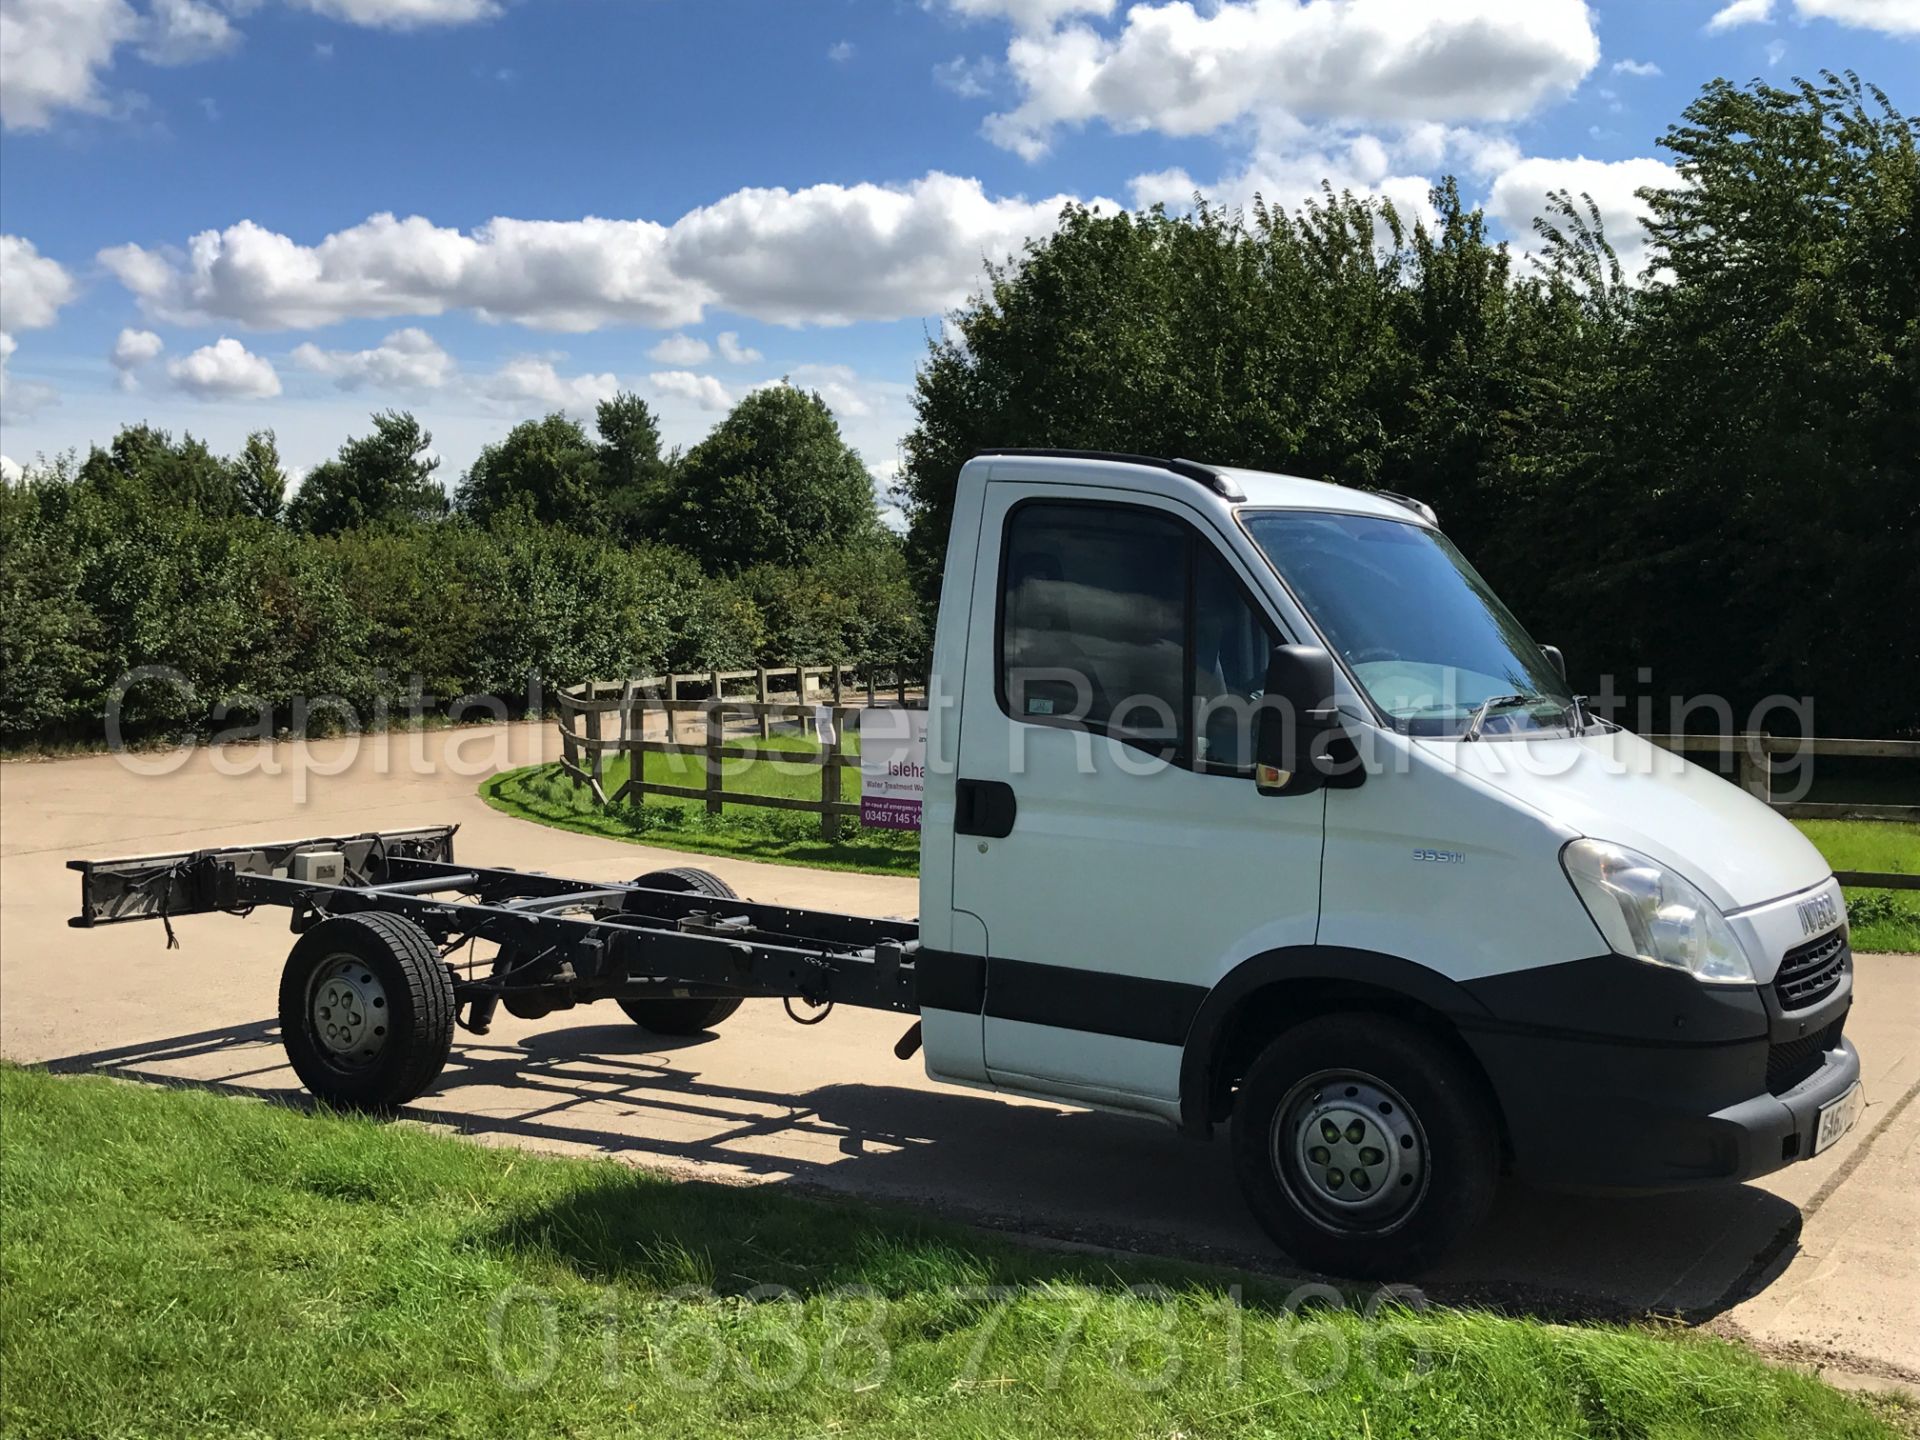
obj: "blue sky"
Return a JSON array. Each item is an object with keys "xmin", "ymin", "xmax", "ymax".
[{"xmin": 2, "ymin": 0, "xmax": 1914, "ymax": 499}]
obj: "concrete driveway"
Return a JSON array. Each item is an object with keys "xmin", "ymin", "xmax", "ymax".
[{"xmin": 4, "ymin": 723, "xmax": 1914, "ymax": 1388}]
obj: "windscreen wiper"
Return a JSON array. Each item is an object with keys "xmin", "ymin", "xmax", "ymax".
[{"xmin": 1462, "ymin": 693, "xmax": 1537, "ymax": 742}]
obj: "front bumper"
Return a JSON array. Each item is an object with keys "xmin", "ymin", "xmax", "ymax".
[{"xmin": 1460, "ymin": 950, "xmax": 1858, "ymax": 1191}]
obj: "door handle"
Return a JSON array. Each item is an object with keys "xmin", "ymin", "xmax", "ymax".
[{"xmin": 955, "ymin": 778, "xmax": 1017, "ymax": 838}]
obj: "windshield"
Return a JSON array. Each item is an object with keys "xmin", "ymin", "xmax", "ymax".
[{"xmin": 1241, "ymin": 510, "xmax": 1576, "ymax": 738}]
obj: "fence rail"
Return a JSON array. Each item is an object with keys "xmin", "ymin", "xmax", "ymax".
[{"xmin": 555, "ymin": 664, "xmax": 922, "ymax": 841}]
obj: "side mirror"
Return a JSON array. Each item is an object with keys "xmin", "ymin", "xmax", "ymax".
[
  {"xmin": 1255, "ymin": 645, "xmax": 1342, "ymax": 796},
  {"xmin": 1541, "ymin": 644, "xmax": 1566, "ymax": 681}
]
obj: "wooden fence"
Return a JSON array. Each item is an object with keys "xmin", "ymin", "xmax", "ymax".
[{"xmin": 556, "ymin": 664, "xmax": 922, "ymax": 841}]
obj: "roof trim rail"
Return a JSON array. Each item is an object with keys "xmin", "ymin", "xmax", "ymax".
[
  {"xmin": 1372, "ymin": 489, "xmax": 1440, "ymax": 526},
  {"xmin": 972, "ymin": 447, "xmax": 1246, "ymax": 502}
]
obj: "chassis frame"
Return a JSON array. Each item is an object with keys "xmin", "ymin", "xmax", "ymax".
[{"xmin": 70, "ymin": 825, "xmax": 921, "ymax": 1036}]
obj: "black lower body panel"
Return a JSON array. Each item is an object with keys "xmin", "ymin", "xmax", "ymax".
[{"xmin": 1460, "ymin": 953, "xmax": 1858, "ymax": 1191}]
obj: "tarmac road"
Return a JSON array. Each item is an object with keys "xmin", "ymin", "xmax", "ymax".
[{"xmin": 3, "ymin": 722, "xmax": 1914, "ymax": 1388}]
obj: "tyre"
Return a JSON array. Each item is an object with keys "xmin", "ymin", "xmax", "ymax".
[
  {"xmin": 1231, "ymin": 1012, "xmax": 1498, "ymax": 1278},
  {"xmin": 617, "ymin": 868, "xmax": 745, "ymax": 1035},
  {"xmin": 278, "ymin": 912, "xmax": 455, "ymax": 1111}
]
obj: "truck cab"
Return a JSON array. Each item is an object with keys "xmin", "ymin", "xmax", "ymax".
[{"xmin": 914, "ymin": 450, "xmax": 1861, "ymax": 1275}]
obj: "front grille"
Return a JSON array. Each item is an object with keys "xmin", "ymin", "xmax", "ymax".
[
  {"xmin": 1774, "ymin": 926, "xmax": 1849, "ymax": 1011},
  {"xmin": 1766, "ymin": 1019, "xmax": 1845, "ymax": 1096}
]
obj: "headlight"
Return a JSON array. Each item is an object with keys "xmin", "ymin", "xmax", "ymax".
[{"xmin": 1561, "ymin": 839, "xmax": 1755, "ymax": 985}]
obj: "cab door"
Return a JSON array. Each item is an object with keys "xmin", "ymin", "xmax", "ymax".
[{"xmin": 948, "ymin": 484, "xmax": 1326, "ymax": 1116}]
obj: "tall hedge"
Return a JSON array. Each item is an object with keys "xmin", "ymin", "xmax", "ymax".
[{"xmin": 0, "ymin": 473, "xmax": 908, "ymax": 744}]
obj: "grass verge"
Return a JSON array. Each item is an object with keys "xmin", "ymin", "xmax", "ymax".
[
  {"xmin": 1, "ymin": 1064, "xmax": 1904, "ymax": 1440},
  {"xmin": 1794, "ymin": 820, "xmax": 1920, "ymax": 952},
  {"xmin": 481, "ymin": 733, "xmax": 918, "ymax": 874}
]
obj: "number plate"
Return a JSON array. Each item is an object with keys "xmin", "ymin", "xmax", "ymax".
[{"xmin": 1815, "ymin": 1082, "xmax": 1865, "ymax": 1155}]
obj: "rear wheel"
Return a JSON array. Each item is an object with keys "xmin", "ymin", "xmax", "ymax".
[
  {"xmin": 1231, "ymin": 1012, "xmax": 1497, "ymax": 1277},
  {"xmin": 617, "ymin": 867, "xmax": 745, "ymax": 1035},
  {"xmin": 278, "ymin": 912, "xmax": 455, "ymax": 1111}
]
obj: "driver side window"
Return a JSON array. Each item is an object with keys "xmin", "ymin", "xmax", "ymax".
[{"xmin": 997, "ymin": 500, "xmax": 1279, "ymax": 772}]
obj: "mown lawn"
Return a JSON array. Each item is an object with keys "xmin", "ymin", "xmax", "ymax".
[
  {"xmin": 0, "ymin": 1065, "xmax": 1904, "ymax": 1440},
  {"xmin": 483, "ymin": 731, "xmax": 919, "ymax": 874},
  {"xmin": 1794, "ymin": 820, "xmax": 1920, "ymax": 953}
]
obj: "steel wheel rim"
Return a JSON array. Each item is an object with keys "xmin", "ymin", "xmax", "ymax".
[
  {"xmin": 308, "ymin": 954, "xmax": 390, "ymax": 1068},
  {"xmin": 1271, "ymin": 1068, "xmax": 1429, "ymax": 1234}
]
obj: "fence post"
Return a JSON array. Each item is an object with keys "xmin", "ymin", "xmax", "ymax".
[
  {"xmin": 756, "ymin": 666, "xmax": 770, "ymax": 740},
  {"xmin": 831, "ymin": 660, "xmax": 844, "ymax": 707},
  {"xmin": 1740, "ymin": 732, "xmax": 1772, "ymax": 803},
  {"xmin": 820, "ymin": 707, "xmax": 842, "ymax": 843},
  {"xmin": 560, "ymin": 691, "xmax": 579, "ymax": 776},
  {"xmin": 585, "ymin": 702, "xmax": 604, "ymax": 791},
  {"xmin": 705, "ymin": 695, "xmax": 723, "ymax": 815}
]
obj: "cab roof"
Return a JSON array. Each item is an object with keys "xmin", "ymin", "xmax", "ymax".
[{"xmin": 968, "ymin": 448, "xmax": 1435, "ymax": 526}]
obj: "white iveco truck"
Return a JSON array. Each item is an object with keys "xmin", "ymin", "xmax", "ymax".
[{"xmin": 72, "ymin": 449, "xmax": 1864, "ymax": 1276}]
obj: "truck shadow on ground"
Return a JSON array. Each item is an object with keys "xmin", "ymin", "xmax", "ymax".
[{"xmin": 43, "ymin": 1017, "xmax": 1804, "ymax": 1327}]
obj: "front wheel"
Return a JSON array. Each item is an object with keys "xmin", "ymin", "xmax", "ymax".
[
  {"xmin": 617, "ymin": 867, "xmax": 744, "ymax": 1035},
  {"xmin": 278, "ymin": 912, "xmax": 455, "ymax": 1111},
  {"xmin": 1231, "ymin": 1013, "xmax": 1498, "ymax": 1278}
]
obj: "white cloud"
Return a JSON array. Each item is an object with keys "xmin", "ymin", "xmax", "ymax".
[
  {"xmin": 0, "ymin": 234, "xmax": 78, "ymax": 333},
  {"xmin": 167, "ymin": 337, "xmax": 282, "ymax": 398},
  {"xmin": 1707, "ymin": 0, "xmax": 1774, "ymax": 30},
  {"xmin": 1486, "ymin": 155, "xmax": 1681, "ymax": 281},
  {"xmin": 104, "ymin": 173, "xmax": 1102, "ymax": 332},
  {"xmin": 647, "ymin": 332, "xmax": 711, "ymax": 365},
  {"xmin": 0, "ymin": 0, "xmax": 137, "ymax": 129},
  {"xmin": 291, "ymin": 0, "xmax": 499, "ymax": 28},
  {"xmin": 1794, "ymin": 0, "xmax": 1920, "ymax": 32},
  {"xmin": 664, "ymin": 172, "xmax": 1097, "ymax": 326},
  {"xmin": 985, "ymin": 0, "xmax": 1600, "ymax": 160},
  {"xmin": 0, "ymin": 331, "xmax": 58, "ymax": 419},
  {"xmin": 109, "ymin": 327, "xmax": 165, "ymax": 388},
  {"xmin": 933, "ymin": 54, "xmax": 997, "ymax": 98},
  {"xmin": 0, "ymin": 454, "xmax": 22, "ymax": 483},
  {"xmin": 826, "ymin": 39, "xmax": 854, "ymax": 62},
  {"xmin": 1766, "ymin": 37, "xmax": 1788, "ymax": 62},
  {"xmin": 1611, "ymin": 58, "xmax": 1661, "ymax": 77},
  {"xmin": 715, "ymin": 330, "xmax": 761, "ymax": 364},
  {"xmin": 944, "ymin": 0, "xmax": 1114, "ymax": 31},
  {"xmin": 480, "ymin": 355, "xmax": 619, "ymax": 412},
  {"xmin": 291, "ymin": 326, "xmax": 456, "ymax": 390},
  {"xmin": 648, "ymin": 370, "xmax": 733, "ymax": 411},
  {"xmin": 0, "ymin": 236, "xmax": 75, "ymax": 415},
  {"xmin": 138, "ymin": 0, "xmax": 238, "ymax": 65},
  {"xmin": 101, "ymin": 213, "xmax": 690, "ymax": 331}
]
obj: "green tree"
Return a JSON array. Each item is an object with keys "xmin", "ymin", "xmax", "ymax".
[
  {"xmin": 1622, "ymin": 71, "xmax": 1919, "ymax": 732},
  {"xmin": 456, "ymin": 413, "xmax": 605, "ymax": 530},
  {"xmin": 595, "ymin": 390, "xmax": 673, "ymax": 539},
  {"xmin": 234, "ymin": 430, "xmax": 288, "ymax": 523},
  {"xmin": 287, "ymin": 411, "xmax": 448, "ymax": 535},
  {"xmin": 76, "ymin": 424, "xmax": 245, "ymax": 515},
  {"xmin": 665, "ymin": 384, "xmax": 878, "ymax": 572}
]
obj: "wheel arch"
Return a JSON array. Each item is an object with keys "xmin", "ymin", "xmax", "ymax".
[{"xmin": 1178, "ymin": 946, "xmax": 1504, "ymax": 1142}]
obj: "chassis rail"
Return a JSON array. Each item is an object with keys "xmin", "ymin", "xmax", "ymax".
[{"xmin": 70, "ymin": 825, "xmax": 920, "ymax": 1023}]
